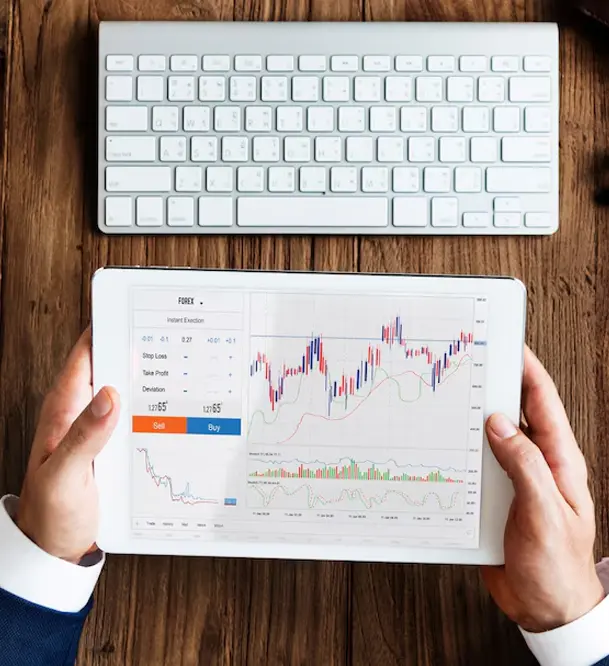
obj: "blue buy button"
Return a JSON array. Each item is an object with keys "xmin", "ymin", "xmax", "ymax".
[{"xmin": 186, "ymin": 417, "xmax": 241, "ymax": 436}]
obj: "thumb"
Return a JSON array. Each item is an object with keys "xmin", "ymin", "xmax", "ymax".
[
  {"xmin": 55, "ymin": 387, "xmax": 120, "ymax": 463},
  {"xmin": 486, "ymin": 413, "xmax": 556, "ymax": 504}
]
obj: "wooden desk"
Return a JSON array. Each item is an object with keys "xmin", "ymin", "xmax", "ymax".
[{"xmin": 0, "ymin": 2, "xmax": 607, "ymax": 664}]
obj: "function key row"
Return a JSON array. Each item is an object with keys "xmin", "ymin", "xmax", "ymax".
[{"xmin": 106, "ymin": 54, "xmax": 552, "ymax": 74}]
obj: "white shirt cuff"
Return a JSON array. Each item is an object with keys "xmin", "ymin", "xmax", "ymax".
[
  {"xmin": 0, "ymin": 494, "xmax": 104, "ymax": 613},
  {"xmin": 521, "ymin": 567, "xmax": 609, "ymax": 666}
]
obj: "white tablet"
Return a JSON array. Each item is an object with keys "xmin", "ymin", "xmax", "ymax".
[{"xmin": 92, "ymin": 268, "xmax": 525, "ymax": 565}]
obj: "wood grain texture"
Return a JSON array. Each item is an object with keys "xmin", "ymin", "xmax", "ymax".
[{"xmin": 0, "ymin": 0, "xmax": 606, "ymax": 664}]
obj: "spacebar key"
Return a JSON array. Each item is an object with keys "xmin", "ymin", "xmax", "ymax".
[{"xmin": 237, "ymin": 197, "xmax": 388, "ymax": 227}]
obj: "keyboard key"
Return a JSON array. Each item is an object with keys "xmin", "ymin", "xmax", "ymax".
[
  {"xmin": 253, "ymin": 137, "xmax": 280, "ymax": 162},
  {"xmin": 427, "ymin": 56, "xmax": 455, "ymax": 72},
  {"xmin": 525, "ymin": 212, "xmax": 552, "ymax": 228},
  {"xmin": 152, "ymin": 107, "xmax": 179, "ymax": 132},
  {"xmin": 222, "ymin": 136, "xmax": 249, "ymax": 162},
  {"xmin": 137, "ymin": 76, "xmax": 164, "ymax": 102},
  {"xmin": 106, "ymin": 106, "xmax": 148, "ymax": 132},
  {"xmin": 138, "ymin": 55, "xmax": 166, "ymax": 71},
  {"xmin": 106, "ymin": 166, "xmax": 171, "ymax": 192},
  {"xmin": 393, "ymin": 197, "xmax": 428, "ymax": 226},
  {"xmin": 206, "ymin": 166, "xmax": 234, "ymax": 192},
  {"xmin": 315, "ymin": 137, "xmax": 342, "ymax": 162},
  {"xmin": 439, "ymin": 137, "xmax": 467, "ymax": 163},
  {"xmin": 105, "ymin": 196, "xmax": 132, "ymax": 226},
  {"xmin": 176, "ymin": 166, "xmax": 203, "ymax": 192},
  {"xmin": 160, "ymin": 136, "xmax": 187, "ymax": 161},
  {"xmin": 370, "ymin": 107, "xmax": 397, "ymax": 132},
  {"xmin": 170, "ymin": 55, "xmax": 198, "ymax": 71},
  {"xmin": 300, "ymin": 166, "xmax": 327, "ymax": 192},
  {"xmin": 202, "ymin": 55, "xmax": 230, "ymax": 71},
  {"xmin": 235, "ymin": 55, "xmax": 262, "ymax": 72},
  {"xmin": 393, "ymin": 167, "xmax": 420, "ymax": 193},
  {"xmin": 169, "ymin": 76, "xmax": 196, "ymax": 102},
  {"xmin": 168, "ymin": 197, "xmax": 195, "ymax": 226},
  {"xmin": 199, "ymin": 76, "xmax": 226, "ymax": 101},
  {"xmin": 363, "ymin": 55, "xmax": 390, "ymax": 72},
  {"xmin": 463, "ymin": 106, "xmax": 489, "ymax": 132},
  {"xmin": 277, "ymin": 106, "xmax": 303, "ymax": 132},
  {"xmin": 491, "ymin": 56, "xmax": 519, "ymax": 72},
  {"xmin": 494, "ymin": 197, "xmax": 521, "ymax": 212},
  {"xmin": 136, "ymin": 197, "xmax": 163, "ymax": 226},
  {"xmin": 268, "ymin": 166, "xmax": 296, "ymax": 192},
  {"xmin": 237, "ymin": 197, "xmax": 388, "ymax": 227},
  {"xmin": 525, "ymin": 107, "xmax": 551, "ymax": 133},
  {"xmin": 285, "ymin": 137, "xmax": 312, "ymax": 162},
  {"xmin": 431, "ymin": 106, "xmax": 459, "ymax": 132},
  {"xmin": 471, "ymin": 137, "xmax": 498, "ymax": 163},
  {"xmin": 191, "ymin": 137, "xmax": 218, "ymax": 162},
  {"xmin": 299, "ymin": 55, "xmax": 327, "ymax": 72},
  {"xmin": 362, "ymin": 166, "xmax": 389, "ymax": 192},
  {"xmin": 401, "ymin": 107, "xmax": 427, "ymax": 132},
  {"xmin": 355, "ymin": 77, "xmax": 382, "ymax": 102},
  {"xmin": 339, "ymin": 107, "xmax": 366, "ymax": 132},
  {"xmin": 106, "ymin": 136, "xmax": 156, "ymax": 162},
  {"xmin": 331, "ymin": 166, "xmax": 358, "ymax": 193},
  {"xmin": 230, "ymin": 76, "xmax": 257, "ymax": 102},
  {"xmin": 486, "ymin": 167, "xmax": 551, "ymax": 193},
  {"xmin": 245, "ymin": 106, "xmax": 272, "ymax": 132},
  {"xmin": 107, "ymin": 55, "xmax": 133, "ymax": 71},
  {"xmin": 377, "ymin": 137, "xmax": 404, "ymax": 162},
  {"xmin": 292, "ymin": 76, "xmax": 320, "ymax": 102},
  {"xmin": 214, "ymin": 107, "xmax": 241, "ymax": 132},
  {"xmin": 455, "ymin": 167, "xmax": 482, "ymax": 192},
  {"xmin": 463, "ymin": 212, "xmax": 490, "ymax": 227},
  {"xmin": 416, "ymin": 77, "xmax": 443, "ymax": 102},
  {"xmin": 494, "ymin": 212, "xmax": 520, "ymax": 228},
  {"xmin": 237, "ymin": 166, "xmax": 265, "ymax": 192},
  {"xmin": 385, "ymin": 77, "xmax": 413, "ymax": 102},
  {"xmin": 346, "ymin": 137, "xmax": 373, "ymax": 162},
  {"xmin": 106, "ymin": 75, "xmax": 132, "ymax": 101},
  {"xmin": 509, "ymin": 77, "xmax": 551, "ymax": 102},
  {"xmin": 262, "ymin": 76, "xmax": 289, "ymax": 102},
  {"xmin": 199, "ymin": 197, "xmax": 234, "ymax": 226},
  {"xmin": 431, "ymin": 198, "xmax": 458, "ymax": 227},
  {"xmin": 424, "ymin": 167, "xmax": 451, "ymax": 193},
  {"xmin": 331, "ymin": 55, "xmax": 359, "ymax": 72},
  {"xmin": 409, "ymin": 137, "xmax": 435, "ymax": 162},
  {"xmin": 459, "ymin": 56, "xmax": 487, "ymax": 72},
  {"xmin": 494, "ymin": 107, "xmax": 520, "ymax": 133},
  {"xmin": 308, "ymin": 107, "xmax": 335, "ymax": 132},
  {"xmin": 478, "ymin": 76, "xmax": 505, "ymax": 102},
  {"xmin": 524, "ymin": 56, "xmax": 551, "ymax": 72},
  {"xmin": 395, "ymin": 56, "xmax": 423, "ymax": 72},
  {"xmin": 266, "ymin": 55, "xmax": 294, "ymax": 72},
  {"xmin": 184, "ymin": 106, "xmax": 211, "ymax": 132},
  {"xmin": 447, "ymin": 77, "xmax": 474, "ymax": 103},
  {"xmin": 502, "ymin": 137, "xmax": 551, "ymax": 162},
  {"xmin": 323, "ymin": 77, "xmax": 350, "ymax": 102}
]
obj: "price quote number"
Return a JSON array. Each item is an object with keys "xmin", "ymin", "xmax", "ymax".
[
  {"xmin": 149, "ymin": 401, "xmax": 168, "ymax": 413},
  {"xmin": 202, "ymin": 402, "xmax": 223, "ymax": 415}
]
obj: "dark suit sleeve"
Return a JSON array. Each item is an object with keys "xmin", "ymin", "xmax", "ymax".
[
  {"xmin": 595, "ymin": 659, "xmax": 609, "ymax": 666},
  {"xmin": 0, "ymin": 587, "xmax": 90, "ymax": 666}
]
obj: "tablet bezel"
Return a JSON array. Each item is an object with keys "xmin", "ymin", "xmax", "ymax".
[{"xmin": 92, "ymin": 267, "xmax": 525, "ymax": 565}]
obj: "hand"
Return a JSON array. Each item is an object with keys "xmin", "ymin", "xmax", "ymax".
[
  {"xmin": 482, "ymin": 346, "xmax": 604, "ymax": 633},
  {"xmin": 17, "ymin": 328, "xmax": 120, "ymax": 564}
]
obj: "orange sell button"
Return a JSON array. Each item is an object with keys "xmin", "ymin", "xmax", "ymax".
[{"xmin": 132, "ymin": 416, "xmax": 187, "ymax": 434}]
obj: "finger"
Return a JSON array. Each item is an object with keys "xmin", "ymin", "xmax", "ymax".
[
  {"xmin": 521, "ymin": 346, "xmax": 590, "ymax": 508},
  {"xmin": 33, "ymin": 328, "xmax": 94, "ymax": 457},
  {"xmin": 486, "ymin": 413, "xmax": 561, "ymax": 506},
  {"xmin": 54, "ymin": 387, "xmax": 120, "ymax": 463}
]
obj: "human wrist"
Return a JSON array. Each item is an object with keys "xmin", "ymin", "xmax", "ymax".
[{"xmin": 519, "ymin": 573, "xmax": 606, "ymax": 633}]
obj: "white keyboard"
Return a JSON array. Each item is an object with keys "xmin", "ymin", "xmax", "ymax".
[{"xmin": 98, "ymin": 21, "xmax": 559, "ymax": 235}]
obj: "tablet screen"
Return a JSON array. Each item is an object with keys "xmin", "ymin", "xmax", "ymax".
[{"xmin": 128, "ymin": 284, "xmax": 487, "ymax": 550}]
